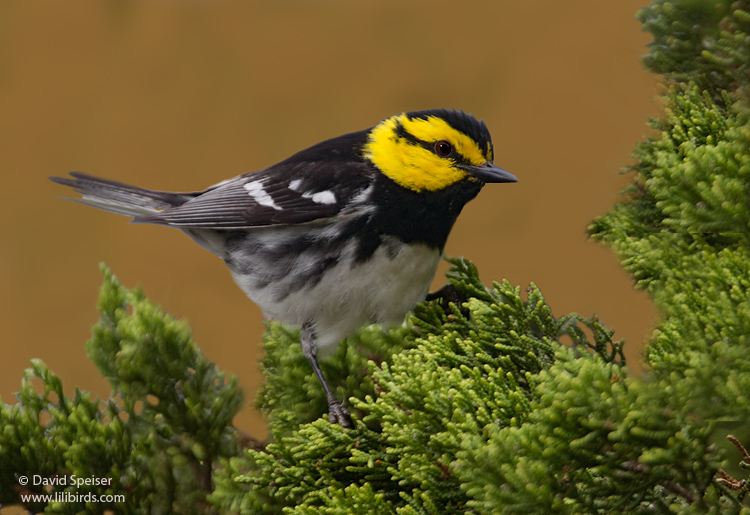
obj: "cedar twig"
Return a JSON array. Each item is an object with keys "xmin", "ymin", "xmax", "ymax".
[{"xmin": 715, "ymin": 435, "xmax": 750, "ymax": 501}]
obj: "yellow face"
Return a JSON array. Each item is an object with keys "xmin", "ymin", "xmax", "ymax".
[{"xmin": 362, "ymin": 112, "xmax": 494, "ymax": 192}]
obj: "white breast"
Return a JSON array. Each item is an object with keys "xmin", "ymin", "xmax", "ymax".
[{"xmin": 231, "ymin": 237, "xmax": 441, "ymax": 355}]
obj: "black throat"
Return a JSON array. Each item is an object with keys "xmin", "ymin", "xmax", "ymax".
[{"xmin": 367, "ymin": 174, "xmax": 484, "ymax": 252}]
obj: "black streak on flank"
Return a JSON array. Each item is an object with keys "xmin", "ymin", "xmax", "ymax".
[{"xmin": 222, "ymin": 215, "xmax": 375, "ymax": 300}]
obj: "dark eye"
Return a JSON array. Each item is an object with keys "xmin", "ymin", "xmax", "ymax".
[{"xmin": 434, "ymin": 140, "xmax": 453, "ymax": 157}]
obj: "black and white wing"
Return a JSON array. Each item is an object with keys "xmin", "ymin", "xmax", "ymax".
[{"xmin": 135, "ymin": 159, "xmax": 374, "ymax": 229}]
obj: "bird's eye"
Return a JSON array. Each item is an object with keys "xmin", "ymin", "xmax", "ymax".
[{"xmin": 434, "ymin": 140, "xmax": 453, "ymax": 157}]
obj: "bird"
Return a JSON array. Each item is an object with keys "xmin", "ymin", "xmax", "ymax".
[{"xmin": 50, "ymin": 109, "xmax": 518, "ymax": 427}]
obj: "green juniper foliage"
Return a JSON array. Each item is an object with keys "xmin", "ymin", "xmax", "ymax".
[
  {"xmin": 589, "ymin": 0, "xmax": 750, "ymax": 510},
  {"xmin": 0, "ymin": 266, "xmax": 242, "ymax": 514},
  {"xmin": 3, "ymin": 1, "xmax": 750, "ymax": 513},
  {"xmin": 209, "ymin": 259, "xmax": 723, "ymax": 515},
  {"xmin": 638, "ymin": 0, "xmax": 750, "ymax": 92},
  {"xmin": 589, "ymin": 81, "xmax": 750, "ymax": 422},
  {"xmin": 590, "ymin": 0, "xmax": 750, "ymax": 419}
]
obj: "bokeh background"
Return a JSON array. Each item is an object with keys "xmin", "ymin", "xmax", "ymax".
[{"xmin": 0, "ymin": 1, "xmax": 658, "ymax": 443}]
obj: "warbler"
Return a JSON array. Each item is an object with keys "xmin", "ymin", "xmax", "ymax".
[{"xmin": 50, "ymin": 109, "xmax": 517, "ymax": 427}]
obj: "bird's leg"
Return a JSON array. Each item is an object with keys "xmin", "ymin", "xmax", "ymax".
[{"xmin": 300, "ymin": 322, "xmax": 352, "ymax": 428}]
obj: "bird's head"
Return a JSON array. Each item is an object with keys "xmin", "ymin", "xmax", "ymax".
[{"xmin": 362, "ymin": 109, "xmax": 517, "ymax": 192}]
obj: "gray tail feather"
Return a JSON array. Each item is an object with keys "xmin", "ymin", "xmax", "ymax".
[{"xmin": 50, "ymin": 172, "xmax": 194, "ymax": 219}]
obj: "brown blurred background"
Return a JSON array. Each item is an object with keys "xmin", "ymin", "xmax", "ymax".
[{"xmin": 0, "ymin": 1, "xmax": 658, "ymax": 442}]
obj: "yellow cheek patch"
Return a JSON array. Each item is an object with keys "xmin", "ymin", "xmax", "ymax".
[{"xmin": 363, "ymin": 113, "xmax": 487, "ymax": 192}]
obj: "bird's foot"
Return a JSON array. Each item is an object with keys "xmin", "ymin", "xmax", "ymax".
[
  {"xmin": 327, "ymin": 400, "xmax": 352, "ymax": 428},
  {"xmin": 426, "ymin": 283, "xmax": 469, "ymax": 317}
]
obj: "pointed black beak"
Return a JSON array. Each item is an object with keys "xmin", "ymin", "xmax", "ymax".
[{"xmin": 459, "ymin": 162, "xmax": 518, "ymax": 184}]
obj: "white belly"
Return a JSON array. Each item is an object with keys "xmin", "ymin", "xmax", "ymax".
[{"xmin": 232, "ymin": 238, "xmax": 441, "ymax": 354}]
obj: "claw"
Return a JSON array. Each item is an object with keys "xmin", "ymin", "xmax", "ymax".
[
  {"xmin": 328, "ymin": 400, "xmax": 352, "ymax": 428},
  {"xmin": 426, "ymin": 283, "xmax": 469, "ymax": 317}
]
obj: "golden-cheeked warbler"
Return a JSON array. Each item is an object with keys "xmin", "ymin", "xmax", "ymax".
[{"xmin": 51, "ymin": 109, "xmax": 518, "ymax": 427}]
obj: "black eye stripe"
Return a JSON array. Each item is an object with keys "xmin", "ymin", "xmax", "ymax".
[
  {"xmin": 394, "ymin": 121, "xmax": 471, "ymax": 164},
  {"xmin": 393, "ymin": 121, "xmax": 422, "ymax": 146},
  {"xmin": 405, "ymin": 109, "xmax": 493, "ymax": 159}
]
